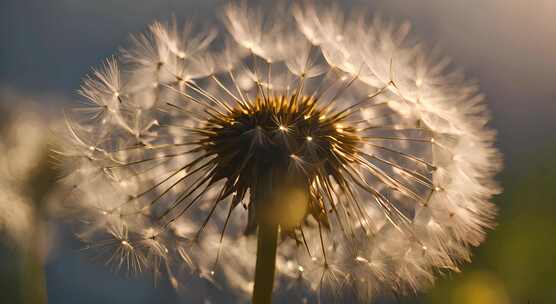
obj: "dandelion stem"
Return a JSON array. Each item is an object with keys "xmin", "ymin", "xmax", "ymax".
[{"xmin": 252, "ymin": 223, "xmax": 279, "ymax": 304}]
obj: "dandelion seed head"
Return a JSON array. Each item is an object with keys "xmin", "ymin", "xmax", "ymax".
[{"xmin": 61, "ymin": 1, "xmax": 502, "ymax": 301}]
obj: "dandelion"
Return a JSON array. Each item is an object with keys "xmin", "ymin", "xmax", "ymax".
[
  {"xmin": 60, "ymin": 2, "xmax": 501, "ymax": 303},
  {"xmin": 0, "ymin": 95, "xmax": 58, "ymax": 304},
  {"xmin": 0, "ymin": 100, "xmax": 51, "ymax": 249}
]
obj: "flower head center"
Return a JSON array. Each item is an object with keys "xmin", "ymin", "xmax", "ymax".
[{"xmin": 204, "ymin": 95, "xmax": 360, "ymax": 229}]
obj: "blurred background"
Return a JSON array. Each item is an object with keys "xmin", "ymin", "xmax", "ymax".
[{"xmin": 0, "ymin": 0, "xmax": 554, "ymax": 303}]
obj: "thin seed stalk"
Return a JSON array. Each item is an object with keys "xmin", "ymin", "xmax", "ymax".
[{"xmin": 252, "ymin": 223, "xmax": 279, "ymax": 304}]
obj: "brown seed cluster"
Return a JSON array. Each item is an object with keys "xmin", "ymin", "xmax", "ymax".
[{"xmin": 199, "ymin": 94, "xmax": 361, "ymax": 232}]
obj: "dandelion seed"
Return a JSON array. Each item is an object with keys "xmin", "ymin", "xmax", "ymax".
[{"xmin": 61, "ymin": 1, "xmax": 502, "ymax": 303}]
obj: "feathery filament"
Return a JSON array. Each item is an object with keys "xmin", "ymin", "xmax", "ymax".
[{"xmin": 60, "ymin": 2, "xmax": 502, "ymax": 302}]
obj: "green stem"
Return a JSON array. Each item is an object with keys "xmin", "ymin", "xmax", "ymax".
[
  {"xmin": 252, "ymin": 224, "xmax": 278, "ymax": 304},
  {"xmin": 20, "ymin": 233, "xmax": 48, "ymax": 304}
]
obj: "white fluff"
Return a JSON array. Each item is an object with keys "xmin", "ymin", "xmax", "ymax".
[{"xmin": 60, "ymin": 2, "xmax": 502, "ymax": 302}]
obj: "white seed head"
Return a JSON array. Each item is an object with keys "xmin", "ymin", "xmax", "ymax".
[{"xmin": 60, "ymin": 1, "xmax": 502, "ymax": 302}]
